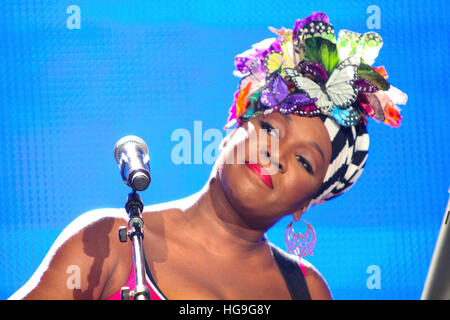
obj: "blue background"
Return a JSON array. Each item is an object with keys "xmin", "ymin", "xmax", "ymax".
[{"xmin": 1, "ymin": 0, "xmax": 449, "ymax": 299}]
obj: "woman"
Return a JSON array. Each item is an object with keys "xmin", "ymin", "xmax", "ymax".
[{"xmin": 9, "ymin": 12, "xmax": 406, "ymax": 300}]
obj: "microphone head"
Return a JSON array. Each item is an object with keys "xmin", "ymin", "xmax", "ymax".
[
  {"xmin": 114, "ymin": 135, "xmax": 149, "ymax": 164},
  {"xmin": 114, "ymin": 135, "xmax": 151, "ymax": 191},
  {"xmin": 131, "ymin": 171, "xmax": 151, "ymax": 191}
]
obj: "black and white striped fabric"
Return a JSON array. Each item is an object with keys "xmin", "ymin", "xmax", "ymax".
[{"xmin": 305, "ymin": 114, "xmax": 370, "ymax": 210}]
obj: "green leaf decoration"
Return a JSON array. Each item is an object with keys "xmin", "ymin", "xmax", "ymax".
[
  {"xmin": 357, "ymin": 62, "xmax": 390, "ymax": 91},
  {"xmin": 304, "ymin": 37, "xmax": 340, "ymax": 74}
]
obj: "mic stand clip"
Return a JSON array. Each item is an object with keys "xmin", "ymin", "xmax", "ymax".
[{"xmin": 118, "ymin": 191, "xmax": 151, "ymax": 300}]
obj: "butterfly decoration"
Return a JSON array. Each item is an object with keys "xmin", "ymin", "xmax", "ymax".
[
  {"xmin": 356, "ymin": 92, "xmax": 377, "ymax": 118},
  {"xmin": 237, "ymin": 59, "xmax": 266, "ymax": 97},
  {"xmin": 233, "ymin": 37, "xmax": 282, "ymax": 97},
  {"xmin": 354, "ymin": 78, "xmax": 379, "ymax": 93},
  {"xmin": 337, "ymin": 30, "xmax": 383, "ymax": 66},
  {"xmin": 260, "ymin": 73, "xmax": 319, "ymax": 116},
  {"xmin": 297, "ymin": 61, "xmax": 329, "ymax": 84},
  {"xmin": 330, "ymin": 105, "xmax": 362, "ymax": 127},
  {"xmin": 357, "ymin": 63, "xmax": 390, "ymax": 91},
  {"xmin": 284, "ymin": 220, "xmax": 316, "ymax": 258},
  {"xmin": 226, "ymin": 12, "xmax": 407, "ymax": 129},
  {"xmin": 299, "ymin": 20, "xmax": 336, "ymax": 43},
  {"xmin": 293, "ymin": 12, "xmax": 330, "ymax": 39},
  {"xmin": 362, "ymin": 85, "xmax": 407, "ymax": 127},
  {"xmin": 284, "ymin": 55, "xmax": 360, "ymax": 111},
  {"xmin": 356, "ymin": 64, "xmax": 407, "ymax": 126},
  {"xmin": 294, "ymin": 17, "xmax": 336, "ymax": 65},
  {"xmin": 233, "ymin": 37, "xmax": 277, "ymax": 77},
  {"xmin": 264, "ymin": 30, "xmax": 303, "ymax": 78}
]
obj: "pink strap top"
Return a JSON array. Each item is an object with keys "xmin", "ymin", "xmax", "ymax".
[
  {"xmin": 107, "ymin": 255, "xmax": 307, "ymax": 300},
  {"xmin": 107, "ymin": 256, "xmax": 166, "ymax": 300}
]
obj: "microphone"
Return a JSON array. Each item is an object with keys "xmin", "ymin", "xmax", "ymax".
[{"xmin": 114, "ymin": 135, "xmax": 151, "ymax": 191}]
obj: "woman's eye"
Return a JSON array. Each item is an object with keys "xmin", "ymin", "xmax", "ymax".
[
  {"xmin": 296, "ymin": 155, "xmax": 315, "ymax": 175},
  {"xmin": 259, "ymin": 121, "xmax": 279, "ymax": 138}
]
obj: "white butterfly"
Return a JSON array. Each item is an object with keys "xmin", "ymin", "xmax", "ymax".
[{"xmin": 284, "ymin": 55, "xmax": 361, "ymax": 112}]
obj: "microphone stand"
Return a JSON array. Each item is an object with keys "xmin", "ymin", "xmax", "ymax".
[{"xmin": 118, "ymin": 191, "xmax": 151, "ymax": 300}]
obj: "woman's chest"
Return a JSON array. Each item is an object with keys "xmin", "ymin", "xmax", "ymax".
[{"xmin": 143, "ymin": 236, "xmax": 292, "ymax": 300}]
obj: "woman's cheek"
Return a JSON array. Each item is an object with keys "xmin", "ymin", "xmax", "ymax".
[{"xmin": 281, "ymin": 172, "xmax": 317, "ymax": 205}]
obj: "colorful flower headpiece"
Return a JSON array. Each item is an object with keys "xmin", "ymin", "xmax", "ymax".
[{"xmin": 225, "ymin": 12, "xmax": 408, "ymax": 129}]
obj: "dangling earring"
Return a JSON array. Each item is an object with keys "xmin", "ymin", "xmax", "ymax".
[{"xmin": 284, "ymin": 210, "xmax": 316, "ymax": 259}]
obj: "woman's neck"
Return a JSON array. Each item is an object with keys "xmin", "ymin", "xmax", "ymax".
[{"xmin": 177, "ymin": 174, "xmax": 269, "ymax": 257}]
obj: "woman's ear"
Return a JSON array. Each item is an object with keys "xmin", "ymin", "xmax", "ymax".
[
  {"xmin": 293, "ymin": 210, "xmax": 303, "ymax": 222},
  {"xmin": 292, "ymin": 201, "xmax": 310, "ymax": 221}
]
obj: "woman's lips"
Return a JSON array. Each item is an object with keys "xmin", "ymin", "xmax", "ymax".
[{"xmin": 244, "ymin": 162, "xmax": 273, "ymax": 189}]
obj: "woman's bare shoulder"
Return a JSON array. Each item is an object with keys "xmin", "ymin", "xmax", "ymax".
[
  {"xmin": 300, "ymin": 258, "xmax": 333, "ymax": 300},
  {"xmin": 9, "ymin": 208, "xmax": 131, "ymax": 300},
  {"xmin": 61, "ymin": 208, "xmax": 129, "ymax": 238}
]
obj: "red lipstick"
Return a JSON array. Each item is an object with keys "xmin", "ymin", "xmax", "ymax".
[{"xmin": 245, "ymin": 162, "xmax": 273, "ymax": 189}]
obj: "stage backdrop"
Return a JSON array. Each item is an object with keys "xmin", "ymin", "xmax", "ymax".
[{"xmin": 1, "ymin": 0, "xmax": 449, "ymax": 300}]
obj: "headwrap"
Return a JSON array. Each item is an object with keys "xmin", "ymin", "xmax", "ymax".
[
  {"xmin": 308, "ymin": 114, "xmax": 369, "ymax": 210},
  {"xmin": 224, "ymin": 12, "xmax": 407, "ymax": 209}
]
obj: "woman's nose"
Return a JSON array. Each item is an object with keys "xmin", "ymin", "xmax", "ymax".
[{"xmin": 265, "ymin": 149, "xmax": 285, "ymax": 173}]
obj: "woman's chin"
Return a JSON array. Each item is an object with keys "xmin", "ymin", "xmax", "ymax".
[{"xmin": 218, "ymin": 163, "xmax": 277, "ymax": 218}]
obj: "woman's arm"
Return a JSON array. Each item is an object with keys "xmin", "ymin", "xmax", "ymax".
[{"xmin": 8, "ymin": 209, "xmax": 130, "ymax": 300}]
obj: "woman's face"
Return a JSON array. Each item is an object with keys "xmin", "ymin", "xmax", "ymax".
[{"xmin": 217, "ymin": 112, "xmax": 332, "ymax": 228}]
